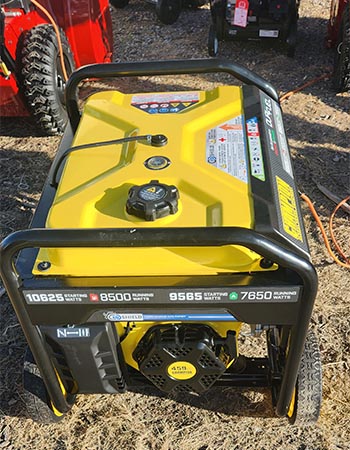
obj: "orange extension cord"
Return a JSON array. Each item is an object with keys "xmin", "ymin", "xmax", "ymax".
[
  {"xmin": 300, "ymin": 193, "xmax": 350, "ymax": 268},
  {"xmin": 329, "ymin": 196, "xmax": 350, "ymax": 264},
  {"xmin": 30, "ymin": 0, "xmax": 68, "ymax": 81},
  {"xmin": 280, "ymin": 76, "xmax": 349, "ymax": 269},
  {"xmin": 279, "ymin": 72, "xmax": 332, "ymax": 102}
]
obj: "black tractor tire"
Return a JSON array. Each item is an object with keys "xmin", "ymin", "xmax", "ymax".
[
  {"xmin": 333, "ymin": 3, "xmax": 350, "ymax": 92},
  {"xmin": 287, "ymin": 330, "xmax": 322, "ymax": 426},
  {"xmin": 208, "ymin": 23, "xmax": 219, "ymax": 57},
  {"xmin": 23, "ymin": 347, "xmax": 74, "ymax": 424},
  {"xmin": 21, "ymin": 24, "xmax": 75, "ymax": 136},
  {"xmin": 156, "ymin": 0, "xmax": 182, "ymax": 25},
  {"xmin": 109, "ymin": 0, "xmax": 130, "ymax": 8}
]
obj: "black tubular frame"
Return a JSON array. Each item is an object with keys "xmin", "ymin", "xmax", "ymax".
[
  {"xmin": 65, "ymin": 59, "xmax": 280, "ymax": 132},
  {"xmin": 0, "ymin": 226, "xmax": 317, "ymax": 416}
]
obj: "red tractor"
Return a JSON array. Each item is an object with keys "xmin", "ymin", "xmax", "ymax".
[
  {"xmin": 327, "ymin": 0, "xmax": 350, "ymax": 91},
  {"xmin": 0, "ymin": 0, "xmax": 113, "ymax": 135}
]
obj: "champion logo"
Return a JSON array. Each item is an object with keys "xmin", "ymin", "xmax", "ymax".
[{"xmin": 89, "ymin": 293, "xmax": 99, "ymax": 302}]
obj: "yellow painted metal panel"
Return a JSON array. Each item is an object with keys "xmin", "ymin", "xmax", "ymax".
[{"xmin": 34, "ymin": 86, "xmax": 264, "ymax": 276}]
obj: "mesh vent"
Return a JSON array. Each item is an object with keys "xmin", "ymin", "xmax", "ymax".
[
  {"xmin": 149, "ymin": 374, "xmax": 166, "ymax": 388},
  {"xmin": 135, "ymin": 324, "xmax": 233, "ymax": 394},
  {"xmin": 200, "ymin": 374, "xmax": 219, "ymax": 389},
  {"xmin": 164, "ymin": 347, "xmax": 192, "ymax": 358},
  {"xmin": 199, "ymin": 352, "xmax": 221, "ymax": 369},
  {"xmin": 173, "ymin": 384, "xmax": 192, "ymax": 393},
  {"xmin": 144, "ymin": 353, "xmax": 163, "ymax": 369}
]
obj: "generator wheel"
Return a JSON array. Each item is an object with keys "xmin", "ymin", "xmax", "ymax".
[
  {"xmin": 333, "ymin": 3, "xmax": 350, "ymax": 92},
  {"xmin": 23, "ymin": 347, "xmax": 74, "ymax": 423},
  {"xmin": 109, "ymin": 0, "xmax": 130, "ymax": 8},
  {"xmin": 287, "ymin": 330, "xmax": 322, "ymax": 426},
  {"xmin": 156, "ymin": 0, "xmax": 182, "ymax": 24},
  {"xmin": 208, "ymin": 24, "xmax": 219, "ymax": 57},
  {"xmin": 21, "ymin": 24, "xmax": 75, "ymax": 136}
]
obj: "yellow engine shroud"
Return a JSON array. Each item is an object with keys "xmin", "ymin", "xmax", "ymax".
[{"xmin": 35, "ymin": 86, "xmax": 266, "ymax": 277}]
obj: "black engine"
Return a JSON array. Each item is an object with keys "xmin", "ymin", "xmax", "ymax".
[{"xmin": 133, "ymin": 324, "xmax": 237, "ymax": 394}]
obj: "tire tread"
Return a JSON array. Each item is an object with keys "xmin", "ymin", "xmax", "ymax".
[
  {"xmin": 289, "ymin": 330, "xmax": 322, "ymax": 426},
  {"xmin": 20, "ymin": 24, "xmax": 74, "ymax": 135}
]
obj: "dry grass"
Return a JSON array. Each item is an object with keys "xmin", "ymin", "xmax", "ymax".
[{"xmin": 1, "ymin": 0, "xmax": 350, "ymax": 448}]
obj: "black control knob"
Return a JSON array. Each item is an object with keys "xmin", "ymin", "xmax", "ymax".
[{"xmin": 126, "ymin": 180, "xmax": 179, "ymax": 221}]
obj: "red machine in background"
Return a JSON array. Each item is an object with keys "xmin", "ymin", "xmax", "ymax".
[
  {"xmin": 0, "ymin": 0, "xmax": 113, "ymax": 135},
  {"xmin": 327, "ymin": 0, "xmax": 350, "ymax": 91}
]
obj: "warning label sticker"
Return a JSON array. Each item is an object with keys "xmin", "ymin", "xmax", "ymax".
[
  {"xmin": 246, "ymin": 117, "xmax": 265, "ymax": 181},
  {"xmin": 131, "ymin": 92, "xmax": 199, "ymax": 114},
  {"xmin": 206, "ymin": 115, "xmax": 248, "ymax": 183},
  {"xmin": 272, "ymin": 102, "xmax": 293, "ymax": 178},
  {"xmin": 276, "ymin": 176, "xmax": 303, "ymax": 242},
  {"xmin": 261, "ymin": 93, "xmax": 294, "ymax": 179}
]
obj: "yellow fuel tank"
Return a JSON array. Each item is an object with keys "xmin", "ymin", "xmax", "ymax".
[{"xmin": 35, "ymin": 86, "xmax": 264, "ymax": 276}]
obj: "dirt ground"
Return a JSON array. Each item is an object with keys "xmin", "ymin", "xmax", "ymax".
[{"xmin": 0, "ymin": 0, "xmax": 349, "ymax": 449}]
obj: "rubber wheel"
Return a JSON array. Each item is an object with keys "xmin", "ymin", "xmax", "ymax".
[
  {"xmin": 214, "ymin": 7, "xmax": 225, "ymax": 41},
  {"xmin": 333, "ymin": 3, "xmax": 350, "ymax": 92},
  {"xmin": 156, "ymin": 0, "xmax": 182, "ymax": 25},
  {"xmin": 287, "ymin": 330, "xmax": 322, "ymax": 426},
  {"xmin": 109, "ymin": 0, "xmax": 130, "ymax": 8},
  {"xmin": 21, "ymin": 24, "xmax": 75, "ymax": 136},
  {"xmin": 208, "ymin": 24, "xmax": 219, "ymax": 57},
  {"xmin": 23, "ymin": 347, "xmax": 74, "ymax": 423}
]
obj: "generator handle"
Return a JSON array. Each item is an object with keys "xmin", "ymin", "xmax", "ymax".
[
  {"xmin": 0, "ymin": 226, "xmax": 317, "ymax": 417},
  {"xmin": 65, "ymin": 59, "xmax": 279, "ymax": 132},
  {"xmin": 0, "ymin": 227, "xmax": 316, "ymax": 284}
]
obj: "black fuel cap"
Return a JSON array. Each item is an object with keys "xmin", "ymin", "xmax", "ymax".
[{"xmin": 126, "ymin": 180, "xmax": 179, "ymax": 221}]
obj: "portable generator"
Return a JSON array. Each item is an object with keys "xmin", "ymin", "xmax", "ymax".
[
  {"xmin": 208, "ymin": 0, "xmax": 300, "ymax": 57},
  {"xmin": 0, "ymin": 59, "xmax": 322, "ymax": 425}
]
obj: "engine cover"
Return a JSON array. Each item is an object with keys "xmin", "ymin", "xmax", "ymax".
[{"xmin": 133, "ymin": 324, "xmax": 236, "ymax": 394}]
